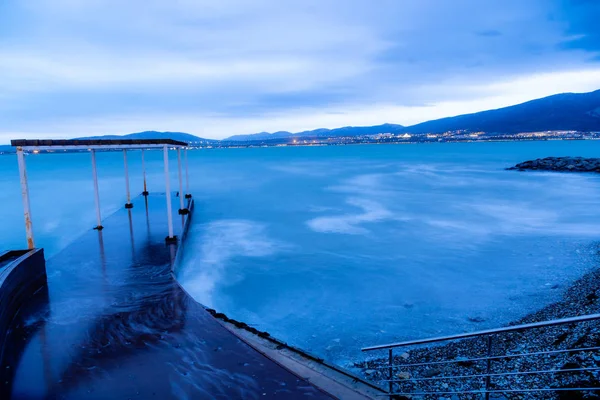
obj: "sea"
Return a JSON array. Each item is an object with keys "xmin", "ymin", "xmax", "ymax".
[{"xmin": 1, "ymin": 140, "xmax": 600, "ymax": 366}]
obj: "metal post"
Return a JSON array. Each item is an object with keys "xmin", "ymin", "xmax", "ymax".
[
  {"xmin": 164, "ymin": 145, "xmax": 175, "ymax": 242},
  {"xmin": 388, "ymin": 349, "xmax": 393, "ymax": 395},
  {"xmin": 16, "ymin": 147, "xmax": 34, "ymax": 249},
  {"xmin": 123, "ymin": 150, "xmax": 133, "ymax": 208},
  {"xmin": 141, "ymin": 149, "xmax": 149, "ymax": 196},
  {"xmin": 91, "ymin": 150, "xmax": 103, "ymax": 230},
  {"xmin": 485, "ymin": 335, "xmax": 492, "ymax": 400},
  {"xmin": 176, "ymin": 148, "xmax": 188, "ymax": 215},
  {"xmin": 184, "ymin": 148, "xmax": 191, "ymax": 199}
]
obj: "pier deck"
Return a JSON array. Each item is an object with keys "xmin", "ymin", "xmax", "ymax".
[{"xmin": 5, "ymin": 194, "xmax": 334, "ymax": 399}]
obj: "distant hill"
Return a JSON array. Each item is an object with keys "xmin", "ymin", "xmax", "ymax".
[
  {"xmin": 225, "ymin": 131, "xmax": 295, "ymax": 142},
  {"xmin": 224, "ymin": 123, "xmax": 404, "ymax": 141},
  {"xmin": 224, "ymin": 90, "xmax": 600, "ymax": 141},
  {"xmin": 75, "ymin": 131, "xmax": 217, "ymax": 143},
  {"xmin": 403, "ymin": 89, "xmax": 600, "ymax": 134}
]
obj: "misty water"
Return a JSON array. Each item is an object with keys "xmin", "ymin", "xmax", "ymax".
[{"xmin": 2, "ymin": 141, "xmax": 600, "ymax": 366}]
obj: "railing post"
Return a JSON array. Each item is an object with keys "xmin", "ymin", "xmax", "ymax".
[
  {"xmin": 485, "ymin": 335, "xmax": 492, "ymax": 400},
  {"xmin": 388, "ymin": 348, "xmax": 393, "ymax": 395},
  {"xmin": 123, "ymin": 149, "xmax": 133, "ymax": 208},
  {"xmin": 141, "ymin": 149, "xmax": 149, "ymax": 196},
  {"xmin": 163, "ymin": 145, "xmax": 176, "ymax": 243},
  {"xmin": 91, "ymin": 150, "xmax": 103, "ymax": 230},
  {"xmin": 184, "ymin": 148, "xmax": 191, "ymax": 199},
  {"xmin": 16, "ymin": 146, "xmax": 35, "ymax": 249},
  {"xmin": 176, "ymin": 148, "xmax": 188, "ymax": 215}
]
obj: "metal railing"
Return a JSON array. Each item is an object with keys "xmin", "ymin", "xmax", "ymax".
[{"xmin": 361, "ymin": 314, "xmax": 600, "ymax": 398}]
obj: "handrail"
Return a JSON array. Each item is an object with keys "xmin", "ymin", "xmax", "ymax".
[
  {"xmin": 368, "ymin": 345, "xmax": 600, "ymax": 370},
  {"xmin": 381, "ymin": 366, "xmax": 600, "ymax": 383},
  {"xmin": 361, "ymin": 313, "xmax": 600, "ymax": 351},
  {"xmin": 383, "ymin": 387, "xmax": 600, "ymax": 397}
]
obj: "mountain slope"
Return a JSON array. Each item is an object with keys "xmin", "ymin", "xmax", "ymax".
[
  {"xmin": 225, "ymin": 90, "xmax": 600, "ymax": 141},
  {"xmin": 224, "ymin": 123, "xmax": 404, "ymax": 141},
  {"xmin": 75, "ymin": 131, "xmax": 217, "ymax": 143},
  {"xmin": 403, "ymin": 90, "xmax": 600, "ymax": 134},
  {"xmin": 225, "ymin": 131, "xmax": 294, "ymax": 141}
]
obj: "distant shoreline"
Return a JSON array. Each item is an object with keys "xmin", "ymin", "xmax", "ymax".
[{"xmin": 2, "ymin": 136, "xmax": 599, "ymax": 155}]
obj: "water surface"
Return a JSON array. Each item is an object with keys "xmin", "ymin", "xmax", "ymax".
[{"xmin": 2, "ymin": 141, "xmax": 599, "ymax": 365}]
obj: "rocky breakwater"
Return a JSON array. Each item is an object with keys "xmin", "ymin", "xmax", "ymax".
[{"xmin": 508, "ymin": 157, "xmax": 600, "ymax": 173}]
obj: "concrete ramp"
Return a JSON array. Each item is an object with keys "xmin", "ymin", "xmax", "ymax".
[{"xmin": 4, "ymin": 195, "xmax": 339, "ymax": 399}]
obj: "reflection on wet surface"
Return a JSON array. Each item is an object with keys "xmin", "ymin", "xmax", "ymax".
[{"xmin": 7, "ymin": 195, "xmax": 332, "ymax": 399}]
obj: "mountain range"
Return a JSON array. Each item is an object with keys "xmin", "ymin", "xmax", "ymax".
[
  {"xmin": 74, "ymin": 131, "xmax": 217, "ymax": 143},
  {"xmin": 224, "ymin": 89, "xmax": 600, "ymax": 141},
  {"xmin": 225, "ymin": 123, "xmax": 406, "ymax": 141},
  {"xmin": 1, "ymin": 90, "xmax": 599, "ymax": 151}
]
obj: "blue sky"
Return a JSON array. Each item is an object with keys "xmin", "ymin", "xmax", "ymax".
[{"xmin": 1, "ymin": 0, "xmax": 599, "ymax": 142}]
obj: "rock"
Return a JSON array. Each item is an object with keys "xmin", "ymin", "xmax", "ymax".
[
  {"xmin": 397, "ymin": 371, "xmax": 410, "ymax": 380},
  {"xmin": 586, "ymin": 292, "xmax": 598, "ymax": 304},
  {"xmin": 421, "ymin": 368, "xmax": 442, "ymax": 378},
  {"xmin": 456, "ymin": 356, "xmax": 475, "ymax": 367},
  {"xmin": 364, "ymin": 369, "xmax": 376, "ymax": 376},
  {"xmin": 399, "ymin": 352, "xmax": 409, "ymax": 360},
  {"xmin": 561, "ymin": 361, "xmax": 580, "ymax": 370},
  {"xmin": 507, "ymin": 157, "xmax": 600, "ymax": 174},
  {"xmin": 468, "ymin": 316, "xmax": 486, "ymax": 323}
]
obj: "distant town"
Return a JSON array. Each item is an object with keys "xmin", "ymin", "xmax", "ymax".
[
  {"xmin": 199, "ymin": 130, "xmax": 600, "ymax": 149},
  {"xmin": 2, "ymin": 130, "xmax": 600, "ymax": 154}
]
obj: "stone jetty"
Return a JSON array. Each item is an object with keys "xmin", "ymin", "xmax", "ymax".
[{"xmin": 507, "ymin": 156, "xmax": 600, "ymax": 172}]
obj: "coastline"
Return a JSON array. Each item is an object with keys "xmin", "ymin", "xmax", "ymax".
[{"xmin": 2, "ymin": 136, "xmax": 600, "ymax": 155}]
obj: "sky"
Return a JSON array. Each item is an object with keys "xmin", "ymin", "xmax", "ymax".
[{"xmin": 1, "ymin": 0, "xmax": 599, "ymax": 142}]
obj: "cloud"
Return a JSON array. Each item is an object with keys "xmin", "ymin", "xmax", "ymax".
[{"xmin": 0, "ymin": 0, "xmax": 599, "ymax": 141}]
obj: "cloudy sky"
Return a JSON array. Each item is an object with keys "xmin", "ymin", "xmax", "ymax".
[{"xmin": 1, "ymin": 0, "xmax": 599, "ymax": 142}]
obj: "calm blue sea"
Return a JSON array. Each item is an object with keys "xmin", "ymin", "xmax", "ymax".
[{"xmin": 2, "ymin": 141, "xmax": 600, "ymax": 365}]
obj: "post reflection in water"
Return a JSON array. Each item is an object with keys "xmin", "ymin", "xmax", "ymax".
[
  {"xmin": 127, "ymin": 209, "xmax": 136, "ymax": 263},
  {"xmin": 98, "ymin": 229, "xmax": 108, "ymax": 293}
]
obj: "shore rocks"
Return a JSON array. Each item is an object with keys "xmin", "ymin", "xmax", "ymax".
[{"xmin": 507, "ymin": 157, "xmax": 600, "ymax": 173}]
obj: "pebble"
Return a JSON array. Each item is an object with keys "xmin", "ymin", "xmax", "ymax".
[{"xmin": 397, "ymin": 372, "xmax": 410, "ymax": 380}]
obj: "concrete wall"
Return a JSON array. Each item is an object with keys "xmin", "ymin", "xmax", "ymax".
[{"xmin": 0, "ymin": 248, "xmax": 48, "ymax": 390}]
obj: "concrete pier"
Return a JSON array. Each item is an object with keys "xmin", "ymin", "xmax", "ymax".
[{"xmin": 4, "ymin": 194, "xmax": 334, "ymax": 399}]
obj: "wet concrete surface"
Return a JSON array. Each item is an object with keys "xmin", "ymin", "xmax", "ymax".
[{"xmin": 5, "ymin": 194, "xmax": 334, "ymax": 400}]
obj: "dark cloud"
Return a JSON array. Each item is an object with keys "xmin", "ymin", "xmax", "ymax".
[{"xmin": 557, "ymin": 0, "xmax": 600, "ymax": 52}]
